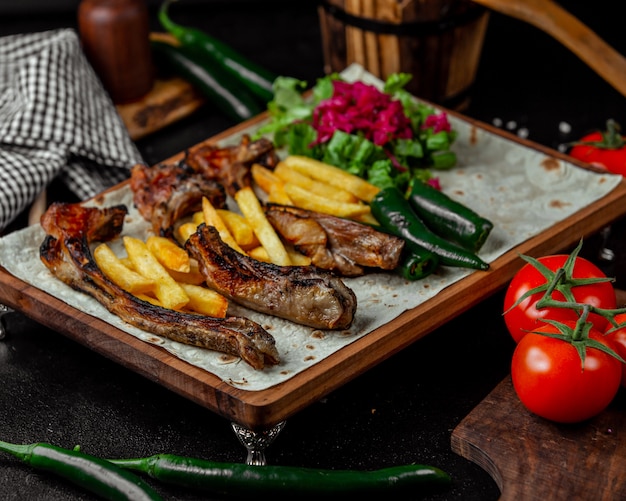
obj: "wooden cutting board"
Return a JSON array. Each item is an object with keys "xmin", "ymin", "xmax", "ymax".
[
  {"xmin": 451, "ymin": 376, "xmax": 626, "ymax": 500},
  {"xmin": 115, "ymin": 76, "xmax": 205, "ymax": 141}
]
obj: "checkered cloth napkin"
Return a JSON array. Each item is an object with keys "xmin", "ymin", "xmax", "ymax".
[{"xmin": 0, "ymin": 28, "xmax": 144, "ymax": 232}]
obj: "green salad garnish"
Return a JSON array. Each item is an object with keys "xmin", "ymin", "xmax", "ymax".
[{"xmin": 256, "ymin": 72, "xmax": 457, "ymax": 192}]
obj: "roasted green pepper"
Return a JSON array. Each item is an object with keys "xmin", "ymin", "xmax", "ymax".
[
  {"xmin": 371, "ymin": 186, "xmax": 489, "ymax": 271},
  {"xmin": 397, "ymin": 245, "xmax": 440, "ymax": 280},
  {"xmin": 151, "ymin": 40, "xmax": 263, "ymax": 123},
  {"xmin": 408, "ymin": 181, "xmax": 493, "ymax": 253},
  {"xmin": 110, "ymin": 453, "xmax": 451, "ymax": 497},
  {"xmin": 159, "ymin": 0, "xmax": 276, "ymax": 103},
  {"xmin": 0, "ymin": 440, "xmax": 163, "ymax": 501}
]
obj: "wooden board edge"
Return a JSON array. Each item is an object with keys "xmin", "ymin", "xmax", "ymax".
[
  {"xmin": 2, "ymin": 173, "xmax": 626, "ymax": 430},
  {"xmin": 5, "ymin": 101, "xmax": 626, "ymax": 430}
]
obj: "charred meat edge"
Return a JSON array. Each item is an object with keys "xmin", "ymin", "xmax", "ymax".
[
  {"xmin": 186, "ymin": 224, "xmax": 358, "ymax": 330},
  {"xmin": 130, "ymin": 135, "xmax": 278, "ymax": 241},
  {"xmin": 185, "ymin": 135, "xmax": 279, "ymax": 197},
  {"xmin": 39, "ymin": 202, "xmax": 279, "ymax": 370},
  {"xmin": 130, "ymin": 160, "xmax": 226, "ymax": 241}
]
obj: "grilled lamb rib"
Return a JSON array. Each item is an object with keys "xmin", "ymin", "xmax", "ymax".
[
  {"xmin": 264, "ymin": 204, "xmax": 405, "ymax": 276},
  {"xmin": 185, "ymin": 135, "xmax": 279, "ymax": 197},
  {"xmin": 186, "ymin": 224, "xmax": 358, "ymax": 330},
  {"xmin": 130, "ymin": 160, "xmax": 226, "ymax": 241},
  {"xmin": 130, "ymin": 135, "xmax": 279, "ymax": 240},
  {"xmin": 39, "ymin": 202, "xmax": 280, "ymax": 370}
]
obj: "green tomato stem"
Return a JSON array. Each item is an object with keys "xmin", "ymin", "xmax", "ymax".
[
  {"xmin": 570, "ymin": 119, "xmax": 625, "ymax": 150},
  {"xmin": 518, "ymin": 238, "xmax": 626, "ymax": 367}
]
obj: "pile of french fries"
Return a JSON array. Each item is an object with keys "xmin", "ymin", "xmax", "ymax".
[
  {"xmin": 94, "ymin": 155, "xmax": 381, "ymax": 318},
  {"xmin": 252, "ymin": 155, "xmax": 379, "ymax": 224},
  {"xmin": 94, "ymin": 235, "xmax": 228, "ymax": 317}
]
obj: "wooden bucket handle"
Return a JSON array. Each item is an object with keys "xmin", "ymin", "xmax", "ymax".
[{"xmin": 471, "ymin": 0, "xmax": 626, "ymax": 99}]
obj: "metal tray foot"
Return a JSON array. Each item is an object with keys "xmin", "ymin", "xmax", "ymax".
[
  {"xmin": 0, "ymin": 303, "xmax": 13, "ymax": 340},
  {"xmin": 231, "ymin": 421, "xmax": 286, "ymax": 466}
]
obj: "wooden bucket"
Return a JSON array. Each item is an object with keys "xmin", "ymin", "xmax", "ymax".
[{"xmin": 317, "ymin": 0, "xmax": 490, "ymax": 110}]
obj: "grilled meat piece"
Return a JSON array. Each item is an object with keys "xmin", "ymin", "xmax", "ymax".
[
  {"xmin": 186, "ymin": 224, "xmax": 357, "ymax": 330},
  {"xmin": 130, "ymin": 161, "xmax": 226, "ymax": 240},
  {"xmin": 185, "ymin": 135, "xmax": 279, "ymax": 197},
  {"xmin": 130, "ymin": 135, "xmax": 278, "ymax": 239},
  {"xmin": 39, "ymin": 202, "xmax": 280, "ymax": 370},
  {"xmin": 265, "ymin": 204, "xmax": 405, "ymax": 277}
]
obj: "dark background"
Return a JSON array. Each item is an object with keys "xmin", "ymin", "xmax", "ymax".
[
  {"xmin": 2, "ymin": 1, "xmax": 624, "ymax": 159},
  {"xmin": 1, "ymin": 1, "xmax": 625, "ymax": 500}
]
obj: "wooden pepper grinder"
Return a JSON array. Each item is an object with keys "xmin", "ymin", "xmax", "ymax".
[{"xmin": 78, "ymin": 0, "xmax": 154, "ymax": 104}]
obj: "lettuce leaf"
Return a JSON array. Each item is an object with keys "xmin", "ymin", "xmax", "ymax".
[{"xmin": 255, "ymin": 73, "xmax": 457, "ymax": 192}]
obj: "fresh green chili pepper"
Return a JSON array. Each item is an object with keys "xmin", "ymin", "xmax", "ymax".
[
  {"xmin": 0, "ymin": 440, "xmax": 163, "ymax": 501},
  {"xmin": 397, "ymin": 246, "xmax": 440, "ymax": 280},
  {"xmin": 408, "ymin": 180, "xmax": 493, "ymax": 253},
  {"xmin": 371, "ymin": 186, "xmax": 490, "ymax": 271},
  {"xmin": 109, "ymin": 453, "xmax": 451, "ymax": 497},
  {"xmin": 151, "ymin": 40, "xmax": 262, "ymax": 123},
  {"xmin": 159, "ymin": 0, "xmax": 276, "ymax": 103}
]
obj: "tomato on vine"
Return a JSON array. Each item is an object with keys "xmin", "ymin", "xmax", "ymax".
[
  {"xmin": 569, "ymin": 119, "xmax": 626, "ymax": 175},
  {"xmin": 511, "ymin": 317, "xmax": 623, "ymax": 423},
  {"xmin": 604, "ymin": 312, "xmax": 626, "ymax": 388},
  {"xmin": 503, "ymin": 241, "xmax": 616, "ymax": 343}
]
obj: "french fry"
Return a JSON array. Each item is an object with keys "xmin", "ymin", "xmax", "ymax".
[
  {"xmin": 281, "ymin": 155, "xmax": 381, "ymax": 202},
  {"xmin": 134, "ymin": 293, "xmax": 162, "ymax": 306},
  {"xmin": 216, "ymin": 209, "xmax": 259, "ymax": 250},
  {"xmin": 287, "ymin": 248, "xmax": 313, "ymax": 266},
  {"xmin": 202, "ymin": 197, "xmax": 247, "ymax": 254},
  {"xmin": 284, "ymin": 183, "xmax": 372, "ymax": 219},
  {"xmin": 177, "ymin": 221, "xmax": 199, "ymax": 243},
  {"xmin": 274, "ymin": 162, "xmax": 359, "ymax": 203},
  {"xmin": 179, "ymin": 283, "xmax": 228, "ymax": 318},
  {"xmin": 247, "ymin": 245, "xmax": 312, "ymax": 266},
  {"xmin": 353, "ymin": 212, "xmax": 380, "ymax": 226},
  {"xmin": 235, "ymin": 186, "xmax": 292, "ymax": 266},
  {"xmin": 191, "ymin": 211, "xmax": 204, "ymax": 226},
  {"xmin": 251, "ymin": 163, "xmax": 283, "ymax": 195},
  {"xmin": 250, "ymin": 163, "xmax": 294, "ymax": 205},
  {"xmin": 166, "ymin": 259, "xmax": 206, "ymax": 285},
  {"xmin": 137, "ymin": 281, "xmax": 227, "ymax": 318},
  {"xmin": 120, "ymin": 256, "xmax": 134, "ymax": 270},
  {"xmin": 246, "ymin": 246, "xmax": 270, "ymax": 262},
  {"xmin": 146, "ymin": 235, "xmax": 191, "ymax": 273},
  {"xmin": 123, "ymin": 236, "xmax": 189, "ymax": 310},
  {"xmin": 93, "ymin": 243, "xmax": 156, "ymax": 294},
  {"xmin": 267, "ymin": 183, "xmax": 293, "ymax": 205}
]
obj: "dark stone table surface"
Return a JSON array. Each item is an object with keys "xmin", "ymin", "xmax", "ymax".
[{"xmin": 1, "ymin": 1, "xmax": 625, "ymax": 499}]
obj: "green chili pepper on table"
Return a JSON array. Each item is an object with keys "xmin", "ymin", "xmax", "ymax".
[
  {"xmin": 159, "ymin": 0, "xmax": 277, "ymax": 103},
  {"xmin": 0, "ymin": 440, "xmax": 163, "ymax": 501},
  {"xmin": 109, "ymin": 453, "xmax": 451, "ymax": 497},
  {"xmin": 151, "ymin": 39, "xmax": 263, "ymax": 123},
  {"xmin": 408, "ymin": 180, "xmax": 494, "ymax": 253},
  {"xmin": 371, "ymin": 186, "xmax": 490, "ymax": 271}
]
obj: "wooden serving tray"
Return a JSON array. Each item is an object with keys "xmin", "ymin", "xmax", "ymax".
[
  {"xmin": 451, "ymin": 376, "xmax": 626, "ymax": 499},
  {"xmin": 2, "ymin": 111, "xmax": 626, "ymax": 432}
]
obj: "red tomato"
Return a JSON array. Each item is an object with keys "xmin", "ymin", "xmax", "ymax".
[
  {"xmin": 511, "ymin": 321, "xmax": 622, "ymax": 423},
  {"xmin": 604, "ymin": 312, "xmax": 626, "ymax": 388},
  {"xmin": 503, "ymin": 254, "xmax": 616, "ymax": 343},
  {"xmin": 569, "ymin": 119, "xmax": 626, "ymax": 175}
]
